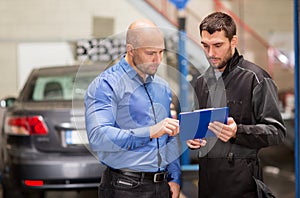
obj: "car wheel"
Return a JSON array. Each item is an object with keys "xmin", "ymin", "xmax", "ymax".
[
  {"xmin": 23, "ymin": 189, "xmax": 45, "ymax": 198},
  {"xmin": 2, "ymin": 181, "xmax": 45, "ymax": 198},
  {"xmin": 2, "ymin": 178, "xmax": 23, "ymax": 198}
]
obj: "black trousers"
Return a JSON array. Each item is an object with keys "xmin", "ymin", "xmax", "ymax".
[{"xmin": 98, "ymin": 168, "xmax": 171, "ymax": 198}]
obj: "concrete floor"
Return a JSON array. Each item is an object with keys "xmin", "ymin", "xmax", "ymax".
[{"xmin": 259, "ymin": 144, "xmax": 295, "ymax": 198}]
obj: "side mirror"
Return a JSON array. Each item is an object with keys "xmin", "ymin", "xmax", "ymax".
[{"xmin": 0, "ymin": 97, "xmax": 16, "ymax": 108}]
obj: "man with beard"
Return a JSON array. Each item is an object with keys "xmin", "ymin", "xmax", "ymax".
[
  {"xmin": 85, "ymin": 19, "xmax": 181, "ymax": 198},
  {"xmin": 186, "ymin": 12, "xmax": 286, "ymax": 197}
]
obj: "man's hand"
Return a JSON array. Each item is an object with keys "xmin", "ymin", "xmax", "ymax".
[
  {"xmin": 186, "ymin": 139, "xmax": 207, "ymax": 149},
  {"xmin": 168, "ymin": 181, "xmax": 180, "ymax": 198},
  {"xmin": 208, "ymin": 117, "xmax": 237, "ymax": 142},
  {"xmin": 150, "ymin": 118, "xmax": 179, "ymax": 138}
]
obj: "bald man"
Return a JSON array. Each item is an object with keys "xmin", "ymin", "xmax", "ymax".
[{"xmin": 85, "ymin": 19, "xmax": 181, "ymax": 198}]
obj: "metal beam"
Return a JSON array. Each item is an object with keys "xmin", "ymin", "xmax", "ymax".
[{"xmin": 294, "ymin": 0, "xmax": 299, "ymax": 197}]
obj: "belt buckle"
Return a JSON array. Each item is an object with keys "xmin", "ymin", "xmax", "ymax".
[{"xmin": 153, "ymin": 172, "xmax": 166, "ymax": 183}]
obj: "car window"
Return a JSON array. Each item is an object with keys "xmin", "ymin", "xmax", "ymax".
[{"xmin": 31, "ymin": 73, "xmax": 96, "ymax": 101}]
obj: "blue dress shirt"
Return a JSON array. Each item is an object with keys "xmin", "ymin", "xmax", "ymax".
[{"xmin": 84, "ymin": 57, "xmax": 181, "ymax": 185}]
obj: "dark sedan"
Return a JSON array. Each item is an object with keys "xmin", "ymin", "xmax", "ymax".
[{"xmin": 0, "ymin": 64, "xmax": 109, "ymax": 198}]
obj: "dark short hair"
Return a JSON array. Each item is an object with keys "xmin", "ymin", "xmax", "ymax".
[{"xmin": 199, "ymin": 12, "xmax": 236, "ymax": 41}]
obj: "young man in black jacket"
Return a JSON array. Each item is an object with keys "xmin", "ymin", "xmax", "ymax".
[{"xmin": 186, "ymin": 12, "xmax": 286, "ymax": 198}]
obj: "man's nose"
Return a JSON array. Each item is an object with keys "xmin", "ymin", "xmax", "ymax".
[
  {"xmin": 153, "ymin": 53, "xmax": 162, "ymax": 63},
  {"xmin": 207, "ymin": 47, "xmax": 215, "ymax": 57}
]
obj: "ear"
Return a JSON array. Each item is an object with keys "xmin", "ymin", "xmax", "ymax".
[
  {"xmin": 126, "ymin": 44, "xmax": 134, "ymax": 56},
  {"xmin": 231, "ymin": 35, "xmax": 238, "ymax": 48}
]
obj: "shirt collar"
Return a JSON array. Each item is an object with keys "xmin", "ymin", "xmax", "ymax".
[{"xmin": 120, "ymin": 56, "xmax": 154, "ymax": 84}]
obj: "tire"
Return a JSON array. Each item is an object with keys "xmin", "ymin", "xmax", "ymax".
[
  {"xmin": 2, "ymin": 178, "xmax": 23, "ymax": 198},
  {"xmin": 2, "ymin": 178, "xmax": 45, "ymax": 198}
]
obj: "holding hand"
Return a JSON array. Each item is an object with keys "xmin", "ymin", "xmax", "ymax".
[
  {"xmin": 208, "ymin": 117, "xmax": 237, "ymax": 142},
  {"xmin": 186, "ymin": 138, "xmax": 207, "ymax": 149}
]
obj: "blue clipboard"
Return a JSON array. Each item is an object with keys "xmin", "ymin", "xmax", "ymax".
[{"xmin": 178, "ymin": 107, "xmax": 229, "ymax": 141}]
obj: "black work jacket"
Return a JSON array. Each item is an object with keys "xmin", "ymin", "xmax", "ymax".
[{"xmin": 194, "ymin": 50, "xmax": 286, "ymax": 198}]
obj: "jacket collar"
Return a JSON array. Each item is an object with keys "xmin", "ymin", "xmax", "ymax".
[
  {"xmin": 204, "ymin": 49, "xmax": 243, "ymax": 82},
  {"xmin": 222, "ymin": 49, "xmax": 243, "ymax": 77}
]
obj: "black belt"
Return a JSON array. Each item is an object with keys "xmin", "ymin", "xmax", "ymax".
[{"xmin": 109, "ymin": 168, "xmax": 168, "ymax": 183}]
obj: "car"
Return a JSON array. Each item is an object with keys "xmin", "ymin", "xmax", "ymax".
[{"xmin": 0, "ymin": 63, "xmax": 109, "ymax": 198}]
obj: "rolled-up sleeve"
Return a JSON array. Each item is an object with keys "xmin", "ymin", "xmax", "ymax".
[{"xmin": 84, "ymin": 76, "xmax": 150, "ymax": 152}]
